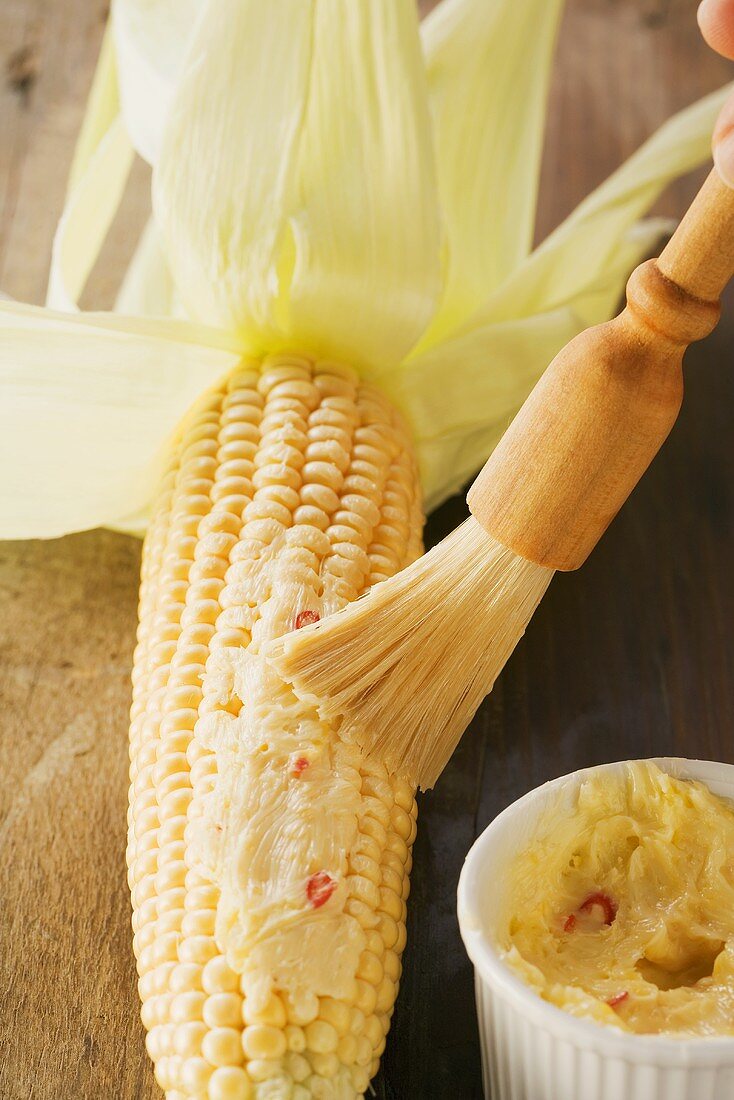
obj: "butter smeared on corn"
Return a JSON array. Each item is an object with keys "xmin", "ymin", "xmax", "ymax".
[{"xmin": 128, "ymin": 355, "xmax": 421, "ymax": 1098}]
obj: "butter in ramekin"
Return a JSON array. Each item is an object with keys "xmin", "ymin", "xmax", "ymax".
[{"xmin": 497, "ymin": 761, "xmax": 734, "ymax": 1035}]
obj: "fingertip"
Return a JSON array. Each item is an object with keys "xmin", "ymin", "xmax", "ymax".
[{"xmin": 698, "ymin": 0, "xmax": 734, "ymax": 61}]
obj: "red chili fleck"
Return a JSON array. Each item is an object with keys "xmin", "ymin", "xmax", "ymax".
[
  {"xmin": 307, "ymin": 871, "xmax": 336, "ymax": 909},
  {"xmin": 291, "ymin": 756, "xmax": 310, "ymax": 777},
  {"xmin": 563, "ymin": 914, "xmax": 577, "ymax": 933},
  {"xmin": 606, "ymin": 991, "xmax": 629, "ymax": 1009},
  {"xmin": 579, "ymin": 892, "xmax": 618, "ymax": 925},
  {"xmin": 295, "ymin": 610, "xmax": 320, "ymax": 630}
]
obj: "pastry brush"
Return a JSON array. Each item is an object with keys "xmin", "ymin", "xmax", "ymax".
[{"xmin": 268, "ymin": 165, "xmax": 734, "ymax": 790}]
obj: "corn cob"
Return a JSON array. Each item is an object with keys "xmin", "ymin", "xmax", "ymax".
[{"xmin": 127, "ymin": 354, "xmax": 423, "ymax": 1100}]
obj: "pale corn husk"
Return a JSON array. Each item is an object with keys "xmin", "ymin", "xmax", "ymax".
[{"xmin": 2, "ymin": 0, "xmax": 731, "ymax": 536}]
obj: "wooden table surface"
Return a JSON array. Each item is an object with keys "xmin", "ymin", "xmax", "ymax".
[{"xmin": 2, "ymin": 2, "xmax": 733, "ymax": 1098}]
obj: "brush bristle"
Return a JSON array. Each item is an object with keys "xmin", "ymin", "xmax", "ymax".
[{"xmin": 266, "ymin": 516, "xmax": 554, "ymax": 789}]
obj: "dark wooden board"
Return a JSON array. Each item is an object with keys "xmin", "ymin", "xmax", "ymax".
[
  {"xmin": 1, "ymin": 2, "xmax": 734, "ymax": 1099},
  {"xmin": 381, "ymin": 286, "xmax": 734, "ymax": 1100}
]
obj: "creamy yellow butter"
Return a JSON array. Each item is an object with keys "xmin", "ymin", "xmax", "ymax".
[
  {"xmin": 499, "ymin": 762, "xmax": 734, "ymax": 1035},
  {"xmin": 188, "ymin": 529, "xmax": 378, "ymax": 1021}
]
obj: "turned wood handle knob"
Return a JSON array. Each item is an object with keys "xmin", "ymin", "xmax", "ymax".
[{"xmin": 467, "ymin": 168, "xmax": 734, "ymax": 571}]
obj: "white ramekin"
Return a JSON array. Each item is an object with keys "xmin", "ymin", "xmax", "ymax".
[{"xmin": 457, "ymin": 757, "xmax": 734, "ymax": 1100}]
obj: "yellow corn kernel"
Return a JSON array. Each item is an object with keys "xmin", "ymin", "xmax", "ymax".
[
  {"xmin": 318, "ymin": 998, "xmax": 352, "ymax": 1036},
  {"xmin": 207, "ymin": 1065, "xmax": 252, "ymax": 1100},
  {"xmin": 180, "ymin": 1056, "xmax": 213, "ymax": 1094},
  {"xmin": 285, "ymin": 1025, "xmax": 306, "ymax": 1053},
  {"xmin": 204, "ymin": 993, "xmax": 242, "ymax": 1029},
  {"xmin": 304, "ymin": 1019, "xmax": 339, "ymax": 1055},
  {"xmin": 310, "ymin": 1051, "xmax": 340, "ymax": 1078},
  {"xmin": 202, "ymin": 957, "xmax": 239, "ymax": 995},
  {"xmin": 242, "ymin": 1024, "xmax": 287, "ymax": 1061},
  {"xmin": 244, "ymin": 1059, "xmax": 285, "ymax": 1083},
  {"xmin": 337, "ymin": 1033, "xmax": 358, "ymax": 1066},
  {"xmin": 285, "ymin": 1051, "xmax": 311, "ymax": 1082},
  {"xmin": 170, "ymin": 992, "xmax": 207, "ymax": 1024},
  {"xmin": 202, "ymin": 1027, "xmax": 245, "ymax": 1067},
  {"xmin": 242, "ymin": 993, "xmax": 286, "ymax": 1028},
  {"xmin": 174, "ymin": 1021, "xmax": 208, "ymax": 1058}
]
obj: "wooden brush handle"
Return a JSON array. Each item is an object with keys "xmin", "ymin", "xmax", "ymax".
[{"xmin": 467, "ymin": 167, "xmax": 734, "ymax": 571}]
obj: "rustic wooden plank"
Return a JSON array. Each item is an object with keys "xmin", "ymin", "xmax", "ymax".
[
  {"xmin": 537, "ymin": 0, "xmax": 734, "ymax": 238},
  {"xmin": 0, "ymin": 531, "xmax": 155, "ymax": 1100},
  {"xmin": 1, "ymin": 2, "xmax": 733, "ymax": 1099},
  {"xmin": 0, "ymin": 0, "xmax": 110, "ymax": 305}
]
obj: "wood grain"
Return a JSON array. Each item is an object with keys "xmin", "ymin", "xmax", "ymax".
[
  {"xmin": 0, "ymin": 532, "xmax": 151, "ymax": 1098},
  {"xmin": 1, "ymin": 3, "xmax": 733, "ymax": 1099}
]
